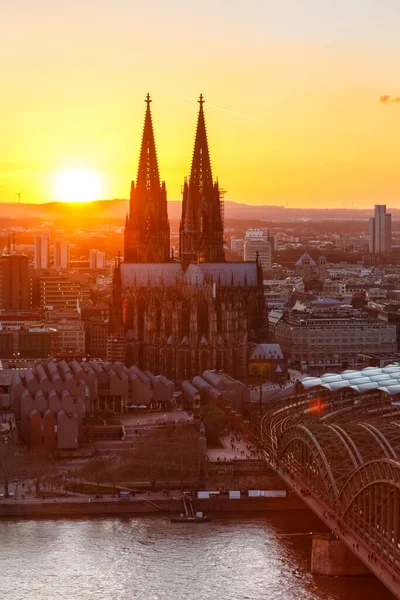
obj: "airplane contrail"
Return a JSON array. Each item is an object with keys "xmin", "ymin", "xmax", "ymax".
[
  {"xmin": 147, "ymin": 83, "xmax": 263, "ymax": 123},
  {"xmin": 175, "ymin": 91, "xmax": 263, "ymax": 123},
  {"xmin": 175, "ymin": 92, "xmax": 197, "ymax": 102},
  {"xmin": 207, "ymin": 102, "xmax": 263, "ymax": 123}
]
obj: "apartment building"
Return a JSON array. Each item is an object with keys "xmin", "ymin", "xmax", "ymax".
[
  {"xmin": 89, "ymin": 249, "xmax": 106, "ymax": 269},
  {"xmin": 34, "ymin": 235, "xmax": 50, "ymax": 269},
  {"xmin": 54, "ymin": 240, "xmax": 70, "ymax": 269}
]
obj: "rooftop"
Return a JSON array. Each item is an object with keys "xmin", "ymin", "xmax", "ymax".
[
  {"xmin": 250, "ymin": 343, "xmax": 284, "ymax": 360},
  {"xmin": 295, "ymin": 253, "xmax": 317, "ymax": 267},
  {"xmin": 121, "ymin": 262, "xmax": 259, "ymax": 288},
  {"xmin": 301, "ymin": 363, "xmax": 400, "ymax": 394}
]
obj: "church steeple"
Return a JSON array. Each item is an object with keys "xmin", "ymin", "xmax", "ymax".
[
  {"xmin": 179, "ymin": 94, "xmax": 225, "ymax": 269},
  {"xmin": 124, "ymin": 94, "xmax": 170, "ymax": 263},
  {"xmin": 190, "ymin": 94, "xmax": 213, "ymax": 195},
  {"xmin": 136, "ymin": 94, "xmax": 160, "ymax": 190}
]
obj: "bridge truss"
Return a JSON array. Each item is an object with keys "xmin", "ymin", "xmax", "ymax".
[{"xmin": 251, "ymin": 387, "xmax": 400, "ymax": 597}]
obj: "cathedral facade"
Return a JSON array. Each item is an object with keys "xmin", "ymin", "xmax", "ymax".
[{"xmin": 111, "ymin": 94, "xmax": 267, "ymax": 380}]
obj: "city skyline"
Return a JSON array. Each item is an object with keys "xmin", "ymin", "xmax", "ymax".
[
  {"xmin": 3, "ymin": 3, "xmax": 400, "ymax": 596},
  {"xmin": 2, "ymin": 0, "xmax": 400, "ymax": 208}
]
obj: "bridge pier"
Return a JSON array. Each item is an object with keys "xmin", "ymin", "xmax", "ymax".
[{"xmin": 311, "ymin": 534, "xmax": 370, "ymax": 577}]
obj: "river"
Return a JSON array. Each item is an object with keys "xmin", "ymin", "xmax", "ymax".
[{"xmin": 0, "ymin": 512, "xmax": 394, "ymax": 599}]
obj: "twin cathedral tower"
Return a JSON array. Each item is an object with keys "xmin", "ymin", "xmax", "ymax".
[
  {"xmin": 112, "ymin": 94, "xmax": 266, "ymax": 380},
  {"xmin": 124, "ymin": 94, "xmax": 224, "ymax": 268}
]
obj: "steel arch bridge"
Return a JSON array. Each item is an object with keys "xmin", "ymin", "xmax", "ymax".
[{"xmin": 252, "ymin": 387, "xmax": 400, "ymax": 597}]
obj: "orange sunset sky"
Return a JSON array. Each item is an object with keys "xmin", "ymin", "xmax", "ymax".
[{"xmin": 1, "ymin": 0, "xmax": 400, "ymax": 208}]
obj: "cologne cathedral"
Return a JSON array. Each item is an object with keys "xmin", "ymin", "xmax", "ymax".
[{"xmin": 111, "ymin": 94, "xmax": 267, "ymax": 380}]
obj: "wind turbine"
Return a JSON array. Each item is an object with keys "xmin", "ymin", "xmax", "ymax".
[{"xmin": 15, "ymin": 191, "xmax": 22, "ymax": 204}]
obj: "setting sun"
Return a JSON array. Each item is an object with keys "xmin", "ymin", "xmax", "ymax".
[{"xmin": 52, "ymin": 168, "xmax": 104, "ymax": 203}]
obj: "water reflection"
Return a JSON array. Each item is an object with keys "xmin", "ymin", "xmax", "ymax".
[{"xmin": 0, "ymin": 512, "xmax": 394, "ymax": 600}]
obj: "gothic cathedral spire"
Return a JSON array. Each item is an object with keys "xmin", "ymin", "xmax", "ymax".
[
  {"xmin": 190, "ymin": 94, "xmax": 213, "ymax": 194},
  {"xmin": 124, "ymin": 94, "xmax": 170, "ymax": 263},
  {"xmin": 180, "ymin": 95, "xmax": 225, "ymax": 270},
  {"xmin": 136, "ymin": 93, "xmax": 160, "ymax": 190}
]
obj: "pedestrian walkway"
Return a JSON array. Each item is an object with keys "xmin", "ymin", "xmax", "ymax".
[{"xmin": 206, "ymin": 433, "xmax": 262, "ymax": 462}]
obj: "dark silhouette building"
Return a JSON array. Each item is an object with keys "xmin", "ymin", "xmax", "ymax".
[
  {"xmin": 112, "ymin": 95, "xmax": 267, "ymax": 380},
  {"xmin": 179, "ymin": 94, "xmax": 225, "ymax": 269},
  {"xmin": 0, "ymin": 254, "xmax": 29, "ymax": 310},
  {"xmin": 124, "ymin": 94, "xmax": 170, "ymax": 263}
]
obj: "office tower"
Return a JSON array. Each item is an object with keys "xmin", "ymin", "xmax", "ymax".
[
  {"xmin": 369, "ymin": 205, "xmax": 392, "ymax": 254},
  {"xmin": 54, "ymin": 240, "xmax": 70, "ymax": 269},
  {"xmin": 244, "ymin": 230, "xmax": 272, "ymax": 271},
  {"xmin": 34, "ymin": 235, "xmax": 50, "ymax": 269},
  {"xmin": 37, "ymin": 275, "xmax": 91, "ymax": 309},
  {"xmin": 230, "ymin": 238, "xmax": 244, "ymax": 253},
  {"xmin": 90, "ymin": 249, "xmax": 106, "ymax": 269},
  {"xmin": 0, "ymin": 254, "xmax": 29, "ymax": 309}
]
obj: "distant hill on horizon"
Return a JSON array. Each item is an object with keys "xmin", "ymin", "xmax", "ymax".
[{"xmin": 0, "ymin": 199, "xmax": 396, "ymax": 222}]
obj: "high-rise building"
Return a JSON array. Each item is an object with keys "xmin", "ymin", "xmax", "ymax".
[
  {"xmin": 244, "ymin": 230, "xmax": 272, "ymax": 272},
  {"xmin": 86, "ymin": 318, "xmax": 108, "ymax": 359},
  {"xmin": 54, "ymin": 240, "xmax": 70, "ymax": 269},
  {"xmin": 89, "ymin": 249, "xmax": 106, "ymax": 269},
  {"xmin": 230, "ymin": 238, "xmax": 244, "ymax": 254},
  {"xmin": 369, "ymin": 205, "xmax": 392, "ymax": 254},
  {"xmin": 0, "ymin": 254, "xmax": 29, "ymax": 310},
  {"xmin": 34, "ymin": 235, "xmax": 50, "ymax": 269}
]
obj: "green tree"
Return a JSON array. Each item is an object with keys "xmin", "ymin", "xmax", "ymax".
[
  {"xmin": 0, "ymin": 437, "xmax": 21, "ymax": 497},
  {"xmin": 201, "ymin": 405, "xmax": 227, "ymax": 447}
]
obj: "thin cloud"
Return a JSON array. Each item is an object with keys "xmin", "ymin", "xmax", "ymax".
[{"xmin": 378, "ymin": 95, "xmax": 400, "ymax": 104}]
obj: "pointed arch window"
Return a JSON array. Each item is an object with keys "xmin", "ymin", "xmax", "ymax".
[
  {"xmin": 197, "ymin": 297, "xmax": 209, "ymax": 336},
  {"xmin": 182, "ymin": 299, "xmax": 191, "ymax": 336},
  {"xmin": 146, "ymin": 212, "xmax": 153, "ymax": 234},
  {"xmin": 200, "ymin": 212, "xmax": 208, "ymax": 236},
  {"xmin": 137, "ymin": 297, "xmax": 147, "ymax": 341}
]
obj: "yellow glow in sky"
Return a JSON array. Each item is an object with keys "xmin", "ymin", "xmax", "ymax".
[
  {"xmin": 52, "ymin": 168, "xmax": 105, "ymax": 203},
  {"xmin": 2, "ymin": 0, "xmax": 400, "ymax": 208}
]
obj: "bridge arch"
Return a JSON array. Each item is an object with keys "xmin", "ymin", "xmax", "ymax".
[
  {"xmin": 328, "ymin": 424, "xmax": 363, "ymax": 467},
  {"xmin": 359, "ymin": 423, "xmax": 397, "ymax": 460},
  {"xmin": 338, "ymin": 459, "xmax": 400, "ymax": 574},
  {"xmin": 326, "ymin": 424, "xmax": 361, "ymax": 469},
  {"xmin": 277, "ymin": 425, "xmax": 340, "ymax": 504}
]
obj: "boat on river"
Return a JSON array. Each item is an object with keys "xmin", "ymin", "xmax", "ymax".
[
  {"xmin": 170, "ymin": 495, "xmax": 211, "ymax": 523},
  {"xmin": 170, "ymin": 514, "xmax": 211, "ymax": 523}
]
